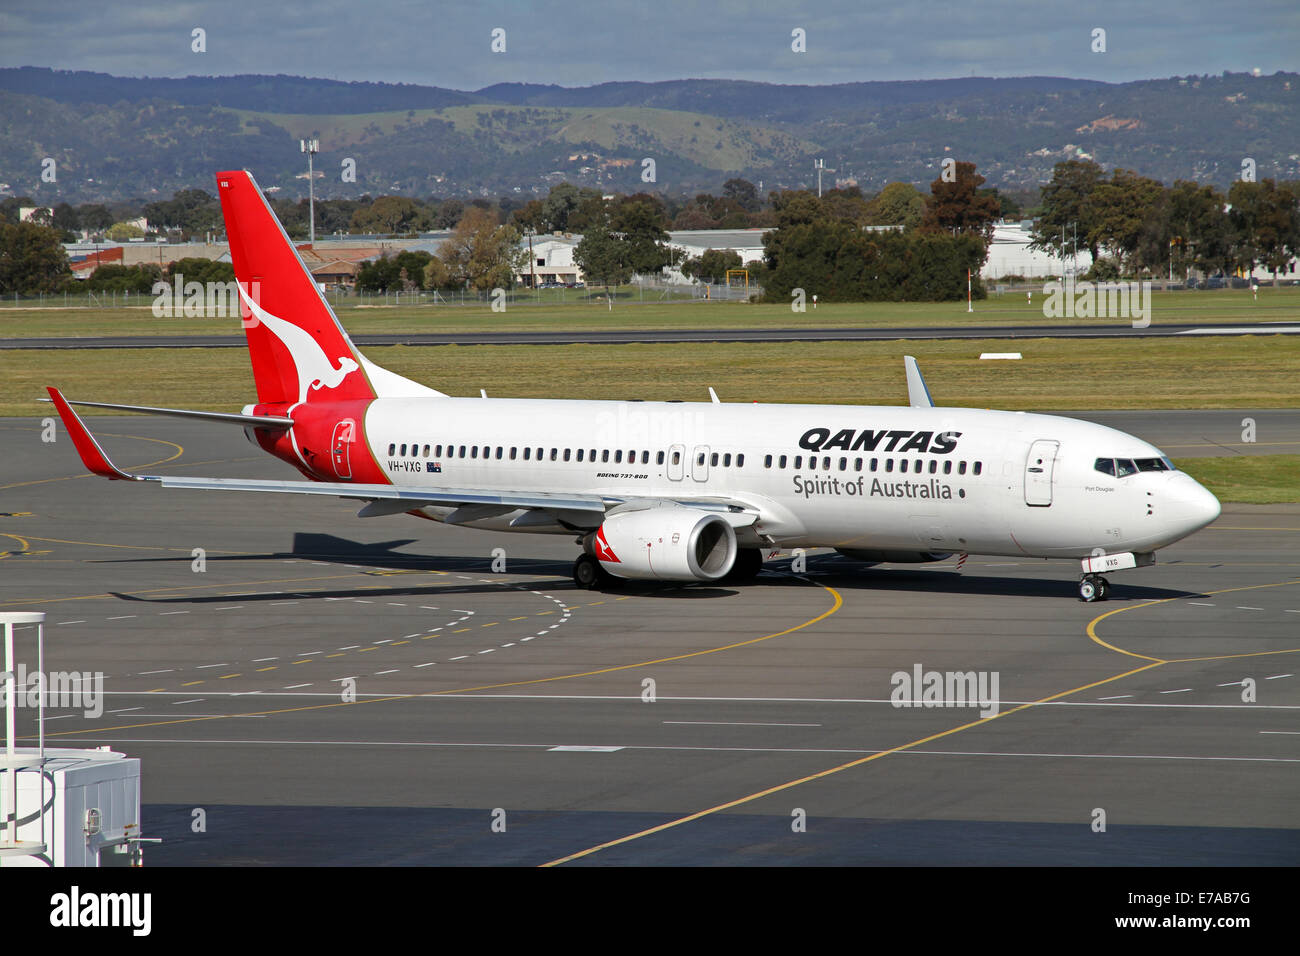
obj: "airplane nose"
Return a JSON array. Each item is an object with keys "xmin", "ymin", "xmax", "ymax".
[{"xmin": 1170, "ymin": 474, "xmax": 1221, "ymax": 533}]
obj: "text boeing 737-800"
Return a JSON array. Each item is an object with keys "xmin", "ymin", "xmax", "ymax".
[{"xmin": 44, "ymin": 169, "xmax": 1221, "ymax": 602}]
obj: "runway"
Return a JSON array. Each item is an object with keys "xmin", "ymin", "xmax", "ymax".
[
  {"xmin": 1, "ymin": 415, "xmax": 1296, "ymax": 865},
  {"xmin": 2, "ymin": 320, "xmax": 1298, "ymax": 350}
]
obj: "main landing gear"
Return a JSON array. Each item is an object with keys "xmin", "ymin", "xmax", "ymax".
[
  {"xmin": 573, "ymin": 553, "xmax": 617, "ymax": 590},
  {"xmin": 1078, "ymin": 574, "xmax": 1111, "ymax": 603}
]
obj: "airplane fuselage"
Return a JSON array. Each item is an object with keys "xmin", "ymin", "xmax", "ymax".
[{"xmin": 258, "ymin": 396, "xmax": 1221, "ymax": 562}]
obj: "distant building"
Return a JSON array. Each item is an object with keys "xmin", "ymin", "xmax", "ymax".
[
  {"xmin": 982, "ymin": 221, "xmax": 1093, "ymax": 280},
  {"xmin": 516, "ymin": 235, "xmax": 583, "ymax": 287}
]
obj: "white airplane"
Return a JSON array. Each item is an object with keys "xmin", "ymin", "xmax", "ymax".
[{"xmin": 46, "ymin": 169, "xmax": 1221, "ymax": 602}]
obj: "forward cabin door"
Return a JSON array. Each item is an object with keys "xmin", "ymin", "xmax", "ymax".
[
  {"xmin": 1024, "ymin": 439, "xmax": 1059, "ymax": 506},
  {"xmin": 691, "ymin": 445, "xmax": 710, "ymax": 482}
]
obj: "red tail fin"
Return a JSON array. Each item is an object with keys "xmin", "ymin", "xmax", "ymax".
[{"xmin": 216, "ymin": 170, "xmax": 375, "ymax": 407}]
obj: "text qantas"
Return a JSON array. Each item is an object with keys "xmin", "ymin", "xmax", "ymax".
[{"xmin": 798, "ymin": 428, "xmax": 962, "ymax": 454}]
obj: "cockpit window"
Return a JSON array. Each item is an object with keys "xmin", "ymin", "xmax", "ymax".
[
  {"xmin": 1115, "ymin": 458, "xmax": 1138, "ymax": 477},
  {"xmin": 1094, "ymin": 458, "xmax": 1116, "ymax": 476},
  {"xmin": 1135, "ymin": 457, "xmax": 1170, "ymax": 472}
]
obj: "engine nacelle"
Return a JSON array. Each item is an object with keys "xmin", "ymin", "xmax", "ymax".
[{"xmin": 588, "ymin": 504, "xmax": 737, "ymax": 582}]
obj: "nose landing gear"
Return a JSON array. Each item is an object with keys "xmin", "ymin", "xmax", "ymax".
[{"xmin": 1079, "ymin": 574, "xmax": 1111, "ymax": 602}]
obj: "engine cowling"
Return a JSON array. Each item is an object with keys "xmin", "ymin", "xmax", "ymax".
[{"xmin": 589, "ymin": 504, "xmax": 737, "ymax": 582}]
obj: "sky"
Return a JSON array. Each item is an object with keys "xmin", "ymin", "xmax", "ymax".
[{"xmin": 1, "ymin": 0, "xmax": 1295, "ymax": 89}]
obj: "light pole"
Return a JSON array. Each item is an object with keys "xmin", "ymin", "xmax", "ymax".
[
  {"xmin": 300, "ymin": 138, "xmax": 319, "ymax": 246},
  {"xmin": 814, "ymin": 159, "xmax": 835, "ymax": 198}
]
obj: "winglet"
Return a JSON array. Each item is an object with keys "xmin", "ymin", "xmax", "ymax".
[
  {"xmin": 903, "ymin": 356, "xmax": 934, "ymax": 408},
  {"xmin": 45, "ymin": 387, "xmax": 139, "ymax": 480}
]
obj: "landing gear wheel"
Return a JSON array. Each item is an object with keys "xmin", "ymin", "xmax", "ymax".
[
  {"xmin": 1096, "ymin": 577, "xmax": 1111, "ymax": 601},
  {"xmin": 573, "ymin": 554, "xmax": 601, "ymax": 590},
  {"xmin": 1079, "ymin": 575, "xmax": 1099, "ymax": 602}
]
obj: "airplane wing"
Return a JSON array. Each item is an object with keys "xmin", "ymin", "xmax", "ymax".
[{"xmin": 46, "ymin": 387, "xmax": 608, "ymax": 518}]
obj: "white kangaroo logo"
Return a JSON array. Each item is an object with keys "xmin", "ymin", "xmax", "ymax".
[{"xmin": 238, "ymin": 283, "xmax": 359, "ymax": 404}]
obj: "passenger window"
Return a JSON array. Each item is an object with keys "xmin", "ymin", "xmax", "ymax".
[
  {"xmin": 900, "ymin": 459, "xmax": 908, "ymax": 473},
  {"xmin": 496, "ymin": 447, "xmax": 503, "ymax": 459},
  {"xmin": 794, "ymin": 455, "xmax": 803, "ymax": 468},
  {"xmin": 435, "ymin": 445, "xmax": 443, "ymax": 457},
  {"xmin": 886, "ymin": 459, "xmax": 894, "ymax": 472},
  {"xmin": 550, "ymin": 449, "xmax": 558, "ymax": 461},
  {"xmin": 870, "ymin": 458, "xmax": 878, "ymax": 472},
  {"xmin": 615, "ymin": 450, "xmax": 623, "ymax": 464},
  {"xmin": 822, "ymin": 457, "xmax": 830, "ymax": 470},
  {"xmin": 399, "ymin": 444, "xmax": 407, "ymax": 456},
  {"xmin": 604, "ymin": 450, "xmax": 611, "ymax": 463},
  {"xmin": 958, "ymin": 461, "xmax": 967, "ymax": 475},
  {"xmin": 723, "ymin": 453, "xmax": 732, "ymax": 467},
  {"xmin": 711, "ymin": 452, "xmax": 719, "ymax": 467},
  {"xmin": 577, "ymin": 449, "xmax": 585, "ymax": 462},
  {"xmin": 672, "ymin": 450, "xmax": 681, "ymax": 465},
  {"xmin": 642, "ymin": 451, "xmax": 650, "ymax": 465},
  {"xmin": 854, "ymin": 458, "xmax": 863, "ymax": 471},
  {"xmin": 929, "ymin": 460, "xmax": 937, "ymax": 474},
  {"xmin": 943, "ymin": 460, "xmax": 951, "ymax": 475},
  {"xmin": 458, "ymin": 445, "xmax": 466, "ymax": 458},
  {"xmin": 778, "ymin": 455, "xmax": 787, "ymax": 469},
  {"xmin": 388, "ymin": 443, "xmax": 396, "ymax": 456},
  {"xmin": 564, "ymin": 448, "xmax": 571, "ymax": 462},
  {"xmin": 510, "ymin": 447, "xmax": 517, "ymax": 460},
  {"xmin": 736, "ymin": 454, "xmax": 744, "ymax": 467},
  {"xmin": 765, "ymin": 455, "xmax": 773, "ymax": 469},
  {"xmin": 423, "ymin": 445, "xmax": 430, "ymax": 457},
  {"xmin": 657, "ymin": 451, "xmax": 665, "ymax": 465},
  {"xmin": 524, "ymin": 448, "xmax": 531, "ymax": 460},
  {"xmin": 471, "ymin": 446, "xmax": 478, "ymax": 459},
  {"xmin": 839, "ymin": 457, "xmax": 847, "ymax": 471},
  {"xmin": 809, "ymin": 456, "xmax": 817, "ymax": 471},
  {"xmin": 973, "ymin": 461, "xmax": 982, "ymax": 476},
  {"xmin": 589, "ymin": 449, "xmax": 596, "ymax": 462}
]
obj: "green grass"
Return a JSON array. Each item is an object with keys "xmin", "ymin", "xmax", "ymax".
[
  {"xmin": 1, "ymin": 287, "xmax": 1297, "ymax": 338},
  {"xmin": 1173, "ymin": 455, "xmax": 1300, "ymax": 504},
  {"xmin": 6, "ymin": 334, "xmax": 1297, "ymax": 418}
]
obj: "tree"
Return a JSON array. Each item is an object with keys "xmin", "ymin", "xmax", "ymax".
[
  {"xmin": 919, "ymin": 161, "xmax": 1000, "ymax": 242},
  {"xmin": 1167, "ymin": 181, "xmax": 1229, "ymax": 278},
  {"xmin": 866, "ymin": 182, "xmax": 925, "ymax": 229},
  {"xmin": 1253, "ymin": 179, "xmax": 1300, "ymax": 286},
  {"xmin": 1031, "ymin": 159, "xmax": 1106, "ymax": 261},
  {"xmin": 722, "ymin": 177, "xmax": 760, "ymax": 211},
  {"xmin": 682, "ymin": 248, "xmax": 743, "ymax": 283},
  {"xmin": 437, "ymin": 206, "xmax": 526, "ymax": 291},
  {"xmin": 107, "ymin": 222, "xmax": 145, "ymax": 241},
  {"xmin": 1080, "ymin": 169, "xmax": 1167, "ymax": 273},
  {"xmin": 574, "ymin": 225, "xmax": 633, "ymax": 296},
  {"xmin": 609, "ymin": 198, "xmax": 676, "ymax": 275},
  {"xmin": 85, "ymin": 263, "xmax": 162, "ymax": 293},
  {"xmin": 350, "ymin": 196, "xmax": 428, "ymax": 235},
  {"xmin": 0, "ymin": 222, "xmax": 71, "ymax": 293}
]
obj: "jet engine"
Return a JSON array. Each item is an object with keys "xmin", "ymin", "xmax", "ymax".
[{"xmin": 587, "ymin": 503, "xmax": 737, "ymax": 582}]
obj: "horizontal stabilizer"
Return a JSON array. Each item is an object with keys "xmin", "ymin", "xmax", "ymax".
[{"xmin": 40, "ymin": 394, "xmax": 293, "ymax": 428}]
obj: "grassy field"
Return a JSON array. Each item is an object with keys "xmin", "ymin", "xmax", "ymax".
[
  {"xmin": 1, "ymin": 287, "xmax": 1297, "ymax": 338},
  {"xmin": 6, "ymin": 334, "xmax": 1298, "ymax": 417},
  {"xmin": 1173, "ymin": 455, "xmax": 1300, "ymax": 504}
]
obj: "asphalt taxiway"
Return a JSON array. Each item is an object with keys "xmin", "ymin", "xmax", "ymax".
[{"xmin": 1, "ymin": 415, "xmax": 1296, "ymax": 865}]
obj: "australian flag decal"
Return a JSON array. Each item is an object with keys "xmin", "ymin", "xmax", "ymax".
[{"xmin": 426, "ymin": 462, "xmax": 441, "ymax": 473}]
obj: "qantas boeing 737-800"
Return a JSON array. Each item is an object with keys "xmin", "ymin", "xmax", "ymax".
[{"xmin": 45, "ymin": 169, "xmax": 1221, "ymax": 601}]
